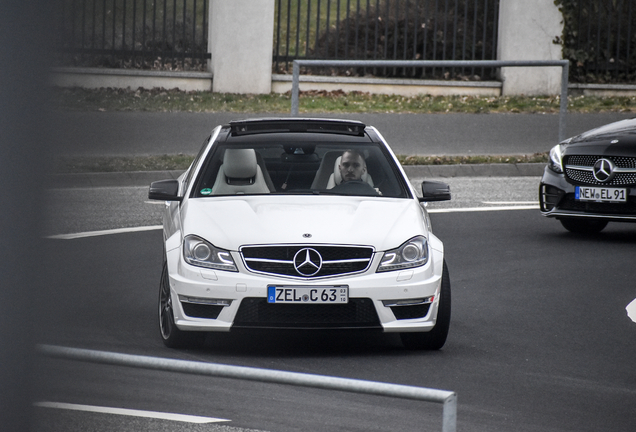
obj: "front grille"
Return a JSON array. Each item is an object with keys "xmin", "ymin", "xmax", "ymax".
[
  {"xmin": 232, "ymin": 297, "xmax": 381, "ymax": 329},
  {"xmin": 564, "ymin": 155, "xmax": 636, "ymax": 186},
  {"xmin": 241, "ymin": 245, "xmax": 374, "ymax": 278},
  {"xmin": 557, "ymin": 194, "xmax": 636, "ymax": 215}
]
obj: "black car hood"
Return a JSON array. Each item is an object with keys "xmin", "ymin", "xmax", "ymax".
[{"xmin": 563, "ymin": 118, "xmax": 636, "ymax": 156}]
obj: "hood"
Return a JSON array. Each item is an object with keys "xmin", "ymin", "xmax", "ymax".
[
  {"xmin": 565, "ymin": 118, "xmax": 636, "ymax": 156},
  {"xmin": 181, "ymin": 195, "xmax": 427, "ymax": 251}
]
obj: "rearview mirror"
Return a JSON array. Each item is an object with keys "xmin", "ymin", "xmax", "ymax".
[
  {"xmin": 149, "ymin": 179, "xmax": 182, "ymax": 201},
  {"xmin": 419, "ymin": 180, "xmax": 451, "ymax": 202}
]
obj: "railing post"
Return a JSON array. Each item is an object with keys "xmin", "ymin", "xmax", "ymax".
[
  {"xmin": 442, "ymin": 393, "xmax": 457, "ymax": 432},
  {"xmin": 559, "ymin": 61, "xmax": 569, "ymax": 142},
  {"xmin": 291, "ymin": 60, "xmax": 300, "ymax": 116}
]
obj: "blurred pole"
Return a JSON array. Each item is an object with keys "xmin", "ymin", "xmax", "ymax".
[{"xmin": 0, "ymin": 0, "xmax": 51, "ymax": 431}]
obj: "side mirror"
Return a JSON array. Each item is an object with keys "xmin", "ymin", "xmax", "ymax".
[
  {"xmin": 149, "ymin": 179, "xmax": 182, "ymax": 201},
  {"xmin": 419, "ymin": 180, "xmax": 451, "ymax": 202}
]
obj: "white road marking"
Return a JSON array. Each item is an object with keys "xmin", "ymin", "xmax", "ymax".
[
  {"xmin": 482, "ymin": 201, "xmax": 540, "ymax": 205},
  {"xmin": 47, "ymin": 225, "xmax": 162, "ymax": 240},
  {"xmin": 627, "ymin": 299, "xmax": 636, "ymax": 323},
  {"xmin": 34, "ymin": 402, "xmax": 229, "ymax": 424}
]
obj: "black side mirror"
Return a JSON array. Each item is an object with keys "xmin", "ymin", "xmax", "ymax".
[
  {"xmin": 419, "ymin": 180, "xmax": 451, "ymax": 202},
  {"xmin": 149, "ymin": 179, "xmax": 182, "ymax": 201}
]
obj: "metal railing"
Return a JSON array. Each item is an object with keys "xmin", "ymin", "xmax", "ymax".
[
  {"xmin": 564, "ymin": 0, "xmax": 636, "ymax": 83},
  {"xmin": 38, "ymin": 344, "xmax": 457, "ymax": 432},
  {"xmin": 290, "ymin": 59, "xmax": 570, "ymax": 142},
  {"xmin": 274, "ymin": 0, "xmax": 501, "ymax": 80},
  {"xmin": 54, "ymin": 0, "xmax": 210, "ymax": 70}
]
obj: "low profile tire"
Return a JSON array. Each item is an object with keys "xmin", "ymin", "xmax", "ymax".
[
  {"xmin": 159, "ymin": 261, "xmax": 205, "ymax": 349},
  {"xmin": 400, "ymin": 261, "xmax": 451, "ymax": 350},
  {"xmin": 559, "ymin": 218, "xmax": 608, "ymax": 234}
]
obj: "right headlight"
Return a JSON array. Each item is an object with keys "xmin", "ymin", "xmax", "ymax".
[
  {"xmin": 548, "ymin": 144, "xmax": 564, "ymax": 174},
  {"xmin": 377, "ymin": 236, "xmax": 428, "ymax": 272},
  {"xmin": 183, "ymin": 235, "xmax": 237, "ymax": 272}
]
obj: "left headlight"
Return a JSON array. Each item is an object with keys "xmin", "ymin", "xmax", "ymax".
[
  {"xmin": 377, "ymin": 236, "xmax": 428, "ymax": 272},
  {"xmin": 183, "ymin": 235, "xmax": 237, "ymax": 272},
  {"xmin": 548, "ymin": 144, "xmax": 564, "ymax": 173}
]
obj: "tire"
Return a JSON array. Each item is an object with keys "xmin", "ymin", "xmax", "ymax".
[
  {"xmin": 400, "ymin": 261, "xmax": 451, "ymax": 350},
  {"xmin": 159, "ymin": 261, "xmax": 205, "ymax": 349},
  {"xmin": 559, "ymin": 218, "xmax": 608, "ymax": 234}
]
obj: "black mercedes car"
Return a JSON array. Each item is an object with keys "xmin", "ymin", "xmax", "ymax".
[{"xmin": 540, "ymin": 118, "xmax": 636, "ymax": 233}]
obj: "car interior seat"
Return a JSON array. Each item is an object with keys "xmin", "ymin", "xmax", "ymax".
[{"xmin": 211, "ymin": 148, "xmax": 272, "ymax": 195}]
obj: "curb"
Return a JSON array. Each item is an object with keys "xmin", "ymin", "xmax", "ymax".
[
  {"xmin": 49, "ymin": 164, "xmax": 546, "ymax": 189},
  {"xmin": 402, "ymin": 163, "xmax": 545, "ymax": 178}
]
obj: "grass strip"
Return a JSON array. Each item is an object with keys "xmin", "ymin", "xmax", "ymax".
[{"xmin": 52, "ymin": 87, "xmax": 636, "ymax": 114}]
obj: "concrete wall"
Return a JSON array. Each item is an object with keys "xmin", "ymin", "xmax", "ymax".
[
  {"xmin": 497, "ymin": 0, "xmax": 564, "ymax": 95},
  {"xmin": 209, "ymin": 0, "xmax": 275, "ymax": 94}
]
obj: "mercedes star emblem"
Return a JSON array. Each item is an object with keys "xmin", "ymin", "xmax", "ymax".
[
  {"xmin": 592, "ymin": 158, "xmax": 615, "ymax": 183},
  {"xmin": 293, "ymin": 248, "xmax": 322, "ymax": 276}
]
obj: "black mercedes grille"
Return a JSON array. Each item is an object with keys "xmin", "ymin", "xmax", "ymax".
[
  {"xmin": 557, "ymin": 194, "xmax": 636, "ymax": 215},
  {"xmin": 232, "ymin": 297, "xmax": 381, "ymax": 329},
  {"xmin": 564, "ymin": 155, "xmax": 636, "ymax": 186},
  {"xmin": 241, "ymin": 245, "xmax": 374, "ymax": 278}
]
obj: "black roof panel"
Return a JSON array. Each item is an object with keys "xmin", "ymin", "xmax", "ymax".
[{"xmin": 229, "ymin": 118, "xmax": 366, "ymax": 137}]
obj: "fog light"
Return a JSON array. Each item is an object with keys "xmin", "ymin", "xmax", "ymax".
[
  {"xmin": 382, "ymin": 296, "xmax": 434, "ymax": 307},
  {"xmin": 178, "ymin": 296, "xmax": 232, "ymax": 306}
]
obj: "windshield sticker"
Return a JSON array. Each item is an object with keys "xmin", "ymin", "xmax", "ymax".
[{"xmin": 200, "ymin": 188, "xmax": 212, "ymax": 195}]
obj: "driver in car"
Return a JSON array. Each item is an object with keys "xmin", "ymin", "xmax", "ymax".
[{"xmin": 332, "ymin": 150, "xmax": 379, "ymax": 196}]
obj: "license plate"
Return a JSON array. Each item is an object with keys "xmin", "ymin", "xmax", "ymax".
[
  {"xmin": 575, "ymin": 186, "xmax": 627, "ymax": 203},
  {"xmin": 267, "ymin": 286, "xmax": 349, "ymax": 304}
]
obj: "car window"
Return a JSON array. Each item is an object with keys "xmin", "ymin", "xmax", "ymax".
[{"xmin": 191, "ymin": 141, "xmax": 411, "ymax": 199}]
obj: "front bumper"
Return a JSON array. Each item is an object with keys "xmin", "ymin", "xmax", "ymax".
[
  {"xmin": 539, "ymin": 166, "xmax": 636, "ymax": 222},
  {"xmin": 166, "ymin": 244, "xmax": 445, "ymax": 333}
]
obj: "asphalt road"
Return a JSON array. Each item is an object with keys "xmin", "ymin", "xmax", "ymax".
[
  {"xmin": 51, "ymin": 111, "xmax": 635, "ymax": 157},
  {"xmin": 36, "ymin": 178, "xmax": 636, "ymax": 432}
]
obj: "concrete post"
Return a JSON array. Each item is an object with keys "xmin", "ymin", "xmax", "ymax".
[
  {"xmin": 497, "ymin": 0, "xmax": 564, "ymax": 95},
  {"xmin": 209, "ymin": 0, "xmax": 275, "ymax": 94}
]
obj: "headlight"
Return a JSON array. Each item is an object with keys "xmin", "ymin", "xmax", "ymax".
[
  {"xmin": 183, "ymin": 235, "xmax": 237, "ymax": 272},
  {"xmin": 377, "ymin": 236, "xmax": 428, "ymax": 272},
  {"xmin": 548, "ymin": 144, "xmax": 564, "ymax": 173}
]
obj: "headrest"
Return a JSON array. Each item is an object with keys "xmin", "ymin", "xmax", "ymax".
[
  {"xmin": 333, "ymin": 155, "xmax": 370, "ymax": 185},
  {"xmin": 223, "ymin": 148, "xmax": 258, "ymax": 179}
]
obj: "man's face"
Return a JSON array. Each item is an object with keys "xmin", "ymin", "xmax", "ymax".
[{"xmin": 339, "ymin": 152, "xmax": 366, "ymax": 182}]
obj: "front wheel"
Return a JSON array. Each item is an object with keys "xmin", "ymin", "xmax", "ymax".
[
  {"xmin": 400, "ymin": 261, "xmax": 451, "ymax": 350},
  {"xmin": 559, "ymin": 218, "xmax": 608, "ymax": 234},
  {"xmin": 159, "ymin": 261, "xmax": 204, "ymax": 349}
]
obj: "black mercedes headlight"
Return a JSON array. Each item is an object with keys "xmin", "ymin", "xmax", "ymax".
[
  {"xmin": 183, "ymin": 235, "xmax": 237, "ymax": 272},
  {"xmin": 378, "ymin": 236, "xmax": 428, "ymax": 272}
]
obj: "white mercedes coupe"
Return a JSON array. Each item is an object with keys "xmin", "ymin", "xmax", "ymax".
[{"xmin": 149, "ymin": 118, "xmax": 451, "ymax": 350}]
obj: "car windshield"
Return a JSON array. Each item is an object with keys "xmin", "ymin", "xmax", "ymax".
[{"xmin": 191, "ymin": 141, "xmax": 411, "ymax": 199}]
